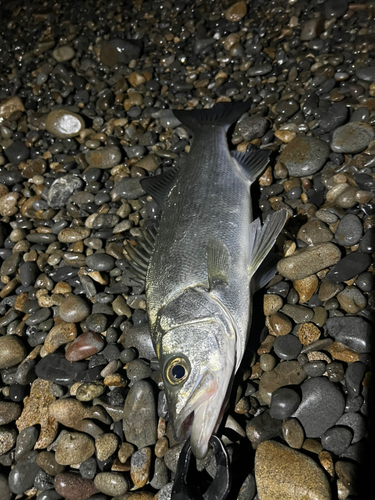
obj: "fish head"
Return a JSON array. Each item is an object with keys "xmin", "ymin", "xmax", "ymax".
[{"xmin": 160, "ymin": 319, "xmax": 237, "ymax": 459}]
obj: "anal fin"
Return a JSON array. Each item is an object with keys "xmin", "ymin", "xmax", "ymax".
[
  {"xmin": 207, "ymin": 237, "xmax": 230, "ymax": 289},
  {"xmin": 248, "ymin": 210, "xmax": 287, "ymax": 280},
  {"xmin": 231, "ymin": 149, "xmax": 271, "ymax": 183}
]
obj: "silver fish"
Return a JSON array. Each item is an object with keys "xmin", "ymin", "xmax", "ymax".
[{"xmin": 129, "ymin": 102, "xmax": 286, "ymax": 459}]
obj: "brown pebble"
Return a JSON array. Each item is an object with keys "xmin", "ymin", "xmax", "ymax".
[
  {"xmin": 44, "ymin": 322, "xmax": 77, "ymax": 354},
  {"xmin": 128, "ymin": 72, "xmax": 147, "ymax": 87},
  {"xmin": 258, "ymin": 165, "xmax": 273, "ymax": 186},
  {"xmin": 55, "ymin": 432, "xmax": 95, "ymax": 465},
  {"xmin": 54, "ymin": 473, "xmax": 98, "ymax": 500},
  {"xmin": 16, "ymin": 379, "xmax": 58, "ymax": 449},
  {"xmin": 293, "ymin": 275, "xmax": 318, "ymax": 304},
  {"xmin": 224, "ymin": 0, "xmax": 247, "ymax": 22},
  {"xmin": 154, "ymin": 437, "xmax": 169, "ymax": 458},
  {"xmin": 327, "ymin": 342, "xmax": 360, "ymax": 363},
  {"xmin": 118, "ymin": 442, "xmax": 135, "ymax": 463},
  {"xmin": 131, "ymin": 447, "xmax": 152, "ymax": 488},
  {"xmin": 76, "ymin": 382, "xmax": 105, "ymax": 402},
  {"xmin": 302, "ymin": 438, "xmax": 323, "ymax": 454},
  {"xmin": 282, "ymin": 418, "xmax": 304, "ymax": 449},
  {"xmin": 95, "ymin": 433, "xmax": 118, "ymax": 462},
  {"xmin": 48, "ymin": 398, "xmax": 90, "ymax": 428},
  {"xmin": 0, "ymin": 401, "xmax": 21, "ymax": 425},
  {"xmin": 255, "ymin": 440, "xmax": 331, "ymax": 500},
  {"xmin": 268, "ymin": 312, "xmax": 292, "ymax": 336},
  {"xmin": 263, "ymin": 294, "xmax": 283, "ymax": 316},
  {"xmin": 0, "ymin": 192, "xmax": 20, "ymax": 216},
  {"xmin": 37, "ymin": 450, "xmax": 65, "ymax": 476},
  {"xmin": 65, "ymin": 331, "xmax": 105, "ymax": 362},
  {"xmin": 298, "ymin": 323, "xmax": 321, "ymax": 346},
  {"xmin": 257, "ymin": 335, "xmax": 275, "ymax": 355},
  {"xmin": 0, "ymin": 335, "xmax": 27, "ymax": 370},
  {"xmin": 58, "ymin": 227, "xmax": 90, "ymax": 243},
  {"xmin": 318, "ymin": 450, "xmax": 335, "ymax": 477},
  {"xmin": 318, "ymin": 279, "xmax": 343, "ymax": 301}
]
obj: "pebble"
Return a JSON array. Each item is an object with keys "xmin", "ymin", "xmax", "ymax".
[
  {"xmin": 326, "ymin": 317, "xmax": 372, "ymax": 353},
  {"xmin": 47, "ymin": 175, "xmax": 83, "ymax": 209},
  {"xmin": 267, "ymin": 312, "xmax": 292, "ymax": 336},
  {"xmin": 326, "ymin": 252, "xmax": 372, "ymax": 282},
  {"xmin": 273, "ymin": 334, "xmax": 302, "ymax": 360},
  {"xmin": 123, "ymin": 380, "xmax": 157, "ymax": 448},
  {"xmin": 292, "ymin": 377, "xmax": 345, "ymax": 437},
  {"xmin": 35, "ymin": 353, "xmax": 87, "ymax": 385},
  {"xmin": 335, "ymin": 214, "xmax": 363, "ymax": 247},
  {"xmin": 52, "ymin": 45, "xmax": 75, "ymax": 62},
  {"xmin": 55, "ymin": 432, "xmax": 95, "ymax": 465},
  {"xmin": 255, "ymin": 440, "xmax": 331, "ymax": 500},
  {"xmin": 356, "ymin": 66, "xmax": 375, "ymax": 82},
  {"xmin": 277, "ymin": 243, "xmax": 341, "ymax": 280},
  {"xmin": 281, "ymin": 304, "xmax": 314, "ymax": 323},
  {"xmin": 331, "ymin": 122, "xmax": 375, "ymax": 153},
  {"xmin": 8, "ymin": 451, "xmax": 41, "ymax": 494},
  {"xmin": 94, "ymin": 472, "xmax": 128, "ymax": 496},
  {"xmin": 15, "ymin": 426, "xmax": 39, "ymax": 461},
  {"xmin": 49, "ymin": 398, "xmax": 90, "ymax": 427},
  {"xmin": 44, "ymin": 322, "xmax": 77, "ymax": 354},
  {"xmin": 337, "ymin": 287, "xmax": 367, "ymax": 314},
  {"xmin": 269, "ymin": 387, "xmax": 300, "ymax": 420},
  {"xmin": 225, "ymin": 0, "xmax": 247, "ymax": 22},
  {"xmin": 45, "ymin": 110, "xmax": 85, "ymax": 138},
  {"xmin": 86, "ymin": 253, "xmax": 115, "ymax": 272},
  {"xmin": 76, "ymin": 382, "xmax": 105, "ymax": 402},
  {"xmin": 65, "ymin": 331, "xmax": 105, "ymax": 362},
  {"xmin": 0, "ymin": 335, "xmax": 27, "ymax": 369},
  {"xmin": 293, "ymin": 275, "xmax": 318, "ymax": 303},
  {"xmin": 335, "ymin": 413, "xmax": 366, "ymax": 444},
  {"xmin": 0, "ymin": 473, "xmax": 11, "ymax": 500},
  {"xmin": 36, "ymin": 451, "xmax": 65, "ymax": 476},
  {"xmin": 321, "ymin": 426, "xmax": 353, "ymax": 456},
  {"xmin": 279, "ymin": 136, "xmax": 330, "ymax": 177},
  {"xmin": 131, "ymin": 447, "xmax": 152, "ymax": 487},
  {"xmin": 100, "ymin": 39, "xmax": 141, "ymax": 66},
  {"xmin": 0, "ymin": 426, "xmax": 17, "ymax": 455},
  {"xmin": 4, "ymin": 141, "xmax": 30, "ymax": 165},
  {"xmin": 345, "ymin": 362, "xmax": 367, "ymax": 397},
  {"xmin": 246, "ymin": 411, "xmax": 282, "ymax": 447},
  {"xmin": 95, "ymin": 433, "xmax": 118, "ymax": 461},
  {"xmin": 54, "ymin": 472, "xmax": 98, "ymax": 500},
  {"xmin": 359, "ymin": 227, "xmax": 375, "ymax": 253},
  {"xmin": 263, "ymin": 294, "xmax": 283, "ymax": 316},
  {"xmin": 59, "ymin": 295, "xmax": 91, "ymax": 323},
  {"xmin": 298, "ymin": 323, "xmax": 321, "ymax": 345},
  {"xmin": 297, "ymin": 220, "xmax": 332, "ymax": 246},
  {"xmin": 257, "ymin": 361, "xmax": 306, "ymax": 406},
  {"xmin": 0, "ymin": 401, "xmax": 21, "ymax": 425},
  {"xmin": 85, "ymin": 146, "xmax": 122, "ymax": 170},
  {"xmin": 282, "ymin": 418, "xmax": 305, "ymax": 449}
]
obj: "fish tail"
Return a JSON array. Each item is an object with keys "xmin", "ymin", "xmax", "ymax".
[{"xmin": 172, "ymin": 100, "xmax": 252, "ymax": 131}]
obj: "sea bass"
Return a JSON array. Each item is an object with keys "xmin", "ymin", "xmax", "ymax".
[{"xmin": 127, "ymin": 102, "xmax": 286, "ymax": 459}]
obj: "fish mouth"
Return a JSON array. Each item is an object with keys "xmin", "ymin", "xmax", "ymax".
[{"xmin": 173, "ymin": 369, "xmax": 224, "ymax": 460}]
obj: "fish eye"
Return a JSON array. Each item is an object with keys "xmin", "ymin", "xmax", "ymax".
[{"xmin": 166, "ymin": 357, "xmax": 190, "ymax": 385}]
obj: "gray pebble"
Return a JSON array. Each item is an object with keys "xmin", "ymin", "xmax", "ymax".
[
  {"xmin": 36, "ymin": 491, "xmax": 62, "ymax": 500},
  {"xmin": 325, "ymin": 317, "xmax": 372, "ymax": 353},
  {"xmin": 345, "ymin": 362, "xmax": 367, "ymax": 397},
  {"xmin": 85, "ymin": 314, "xmax": 108, "ymax": 333},
  {"xmin": 111, "ymin": 177, "xmax": 146, "ymax": 200},
  {"xmin": 0, "ymin": 473, "xmax": 11, "ymax": 500},
  {"xmin": 47, "ymin": 175, "xmax": 83, "ymax": 209},
  {"xmin": 15, "ymin": 426, "xmax": 39, "ymax": 461},
  {"xmin": 25, "ymin": 308, "xmax": 51, "ymax": 326},
  {"xmin": 279, "ymin": 136, "xmax": 330, "ymax": 177},
  {"xmin": 331, "ymin": 122, "xmax": 375, "ymax": 153},
  {"xmin": 335, "ymin": 214, "xmax": 363, "ymax": 247},
  {"xmin": 303, "ymin": 360, "xmax": 326, "ymax": 377},
  {"xmin": 321, "ymin": 426, "xmax": 353, "ymax": 455},
  {"xmin": 292, "ymin": 377, "xmax": 345, "ymax": 437},
  {"xmin": 281, "ymin": 304, "xmax": 314, "ymax": 323},
  {"xmin": 80, "ymin": 457, "xmax": 97, "ymax": 479},
  {"xmin": 236, "ymin": 116, "xmax": 269, "ymax": 141},
  {"xmin": 345, "ymin": 395, "xmax": 364, "ymax": 413},
  {"xmin": 86, "ymin": 254, "xmax": 115, "ymax": 272},
  {"xmin": 326, "ymin": 253, "xmax": 372, "ymax": 283},
  {"xmin": 335, "ymin": 413, "xmax": 366, "ymax": 444},
  {"xmin": 273, "ymin": 334, "xmax": 302, "ymax": 360},
  {"xmin": 246, "ymin": 410, "xmax": 282, "ymax": 446},
  {"xmin": 150, "ymin": 457, "xmax": 169, "ymax": 489},
  {"xmin": 0, "ymin": 426, "xmax": 16, "ymax": 455},
  {"xmin": 8, "ymin": 451, "xmax": 41, "ymax": 494},
  {"xmin": 269, "ymin": 387, "xmax": 300, "ymax": 420},
  {"xmin": 126, "ymin": 359, "xmax": 153, "ymax": 385},
  {"xmin": 356, "ymin": 66, "xmax": 375, "ymax": 82},
  {"xmin": 355, "ymin": 272, "xmax": 374, "ymax": 292},
  {"xmin": 359, "ymin": 227, "xmax": 375, "ymax": 253},
  {"xmin": 4, "ymin": 141, "xmax": 30, "ymax": 165}
]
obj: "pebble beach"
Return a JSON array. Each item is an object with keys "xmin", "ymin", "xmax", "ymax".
[{"xmin": 0, "ymin": 0, "xmax": 374, "ymax": 499}]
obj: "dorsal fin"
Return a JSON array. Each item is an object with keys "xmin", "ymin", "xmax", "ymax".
[
  {"xmin": 207, "ymin": 237, "xmax": 230, "ymax": 289},
  {"xmin": 140, "ymin": 167, "xmax": 180, "ymax": 207},
  {"xmin": 231, "ymin": 149, "xmax": 271, "ymax": 184},
  {"xmin": 124, "ymin": 220, "xmax": 159, "ymax": 280}
]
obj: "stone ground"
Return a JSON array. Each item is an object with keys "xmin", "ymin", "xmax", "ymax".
[{"xmin": 0, "ymin": 0, "xmax": 374, "ymax": 499}]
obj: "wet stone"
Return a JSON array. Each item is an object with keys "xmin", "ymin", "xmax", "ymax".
[
  {"xmin": 8, "ymin": 451, "xmax": 41, "ymax": 494},
  {"xmin": 303, "ymin": 361, "xmax": 326, "ymax": 377},
  {"xmin": 0, "ymin": 473, "xmax": 11, "ymax": 500},
  {"xmin": 273, "ymin": 334, "xmax": 302, "ymax": 360},
  {"xmin": 85, "ymin": 146, "xmax": 121, "ymax": 170},
  {"xmin": 55, "ymin": 432, "xmax": 95, "ymax": 465},
  {"xmin": 345, "ymin": 362, "xmax": 367, "ymax": 397},
  {"xmin": 335, "ymin": 413, "xmax": 366, "ymax": 444},
  {"xmin": 331, "ymin": 122, "xmax": 375, "ymax": 153},
  {"xmin": 0, "ymin": 401, "xmax": 21, "ymax": 425},
  {"xmin": 100, "ymin": 39, "xmax": 141, "ymax": 66},
  {"xmin": 281, "ymin": 304, "xmax": 314, "ymax": 324},
  {"xmin": 86, "ymin": 253, "xmax": 115, "ymax": 272},
  {"xmin": 335, "ymin": 214, "xmax": 363, "ymax": 247},
  {"xmin": 297, "ymin": 220, "xmax": 332, "ymax": 246},
  {"xmin": 282, "ymin": 418, "xmax": 305, "ymax": 449},
  {"xmin": 257, "ymin": 361, "xmax": 306, "ymax": 406},
  {"xmin": 65, "ymin": 331, "xmax": 105, "ymax": 362},
  {"xmin": 76, "ymin": 382, "xmax": 105, "ymax": 402},
  {"xmin": 79, "ymin": 457, "xmax": 97, "ymax": 479},
  {"xmin": 123, "ymin": 380, "xmax": 157, "ymax": 449},
  {"xmin": 0, "ymin": 426, "xmax": 16, "ymax": 455},
  {"xmin": 35, "ymin": 353, "xmax": 87, "ymax": 385},
  {"xmin": 292, "ymin": 377, "xmax": 345, "ymax": 438},
  {"xmin": 95, "ymin": 433, "xmax": 118, "ymax": 462},
  {"xmin": 45, "ymin": 110, "xmax": 85, "ymax": 139},
  {"xmin": 15, "ymin": 425, "xmax": 39, "ymax": 461},
  {"xmin": 131, "ymin": 447, "xmax": 152, "ymax": 488},
  {"xmin": 36, "ymin": 451, "xmax": 65, "ymax": 476},
  {"xmin": 359, "ymin": 227, "xmax": 375, "ymax": 253},
  {"xmin": 277, "ymin": 243, "xmax": 341, "ymax": 280},
  {"xmin": 321, "ymin": 426, "xmax": 353, "ymax": 456},
  {"xmin": 246, "ymin": 411, "xmax": 282, "ymax": 447},
  {"xmin": 236, "ymin": 116, "xmax": 269, "ymax": 141},
  {"xmin": 0, "ymin": 335, "xmax": 27, "ymax": 369},
  {"xmin": 47, "ymin": 175, "xmax": 83, "ymax": 209},
  {"xmin": 279, "ymin": 136, "xmax": 330, "ymax": 177},
  {"xmin": 150, "ymin": 457, "xmax": 169, "ymax": 490},
  {"xmin": 269, "ymin": 387, "xmax": 300, "ymax": 420},
  {"xmin": 94, "ymin": 472, "xmax": 128, "ymax": 496},
  {"xmin": 255, "ymin": 440, "xmax": 331, "ymax": 500},
  {"xmin": 4, "ymin": 141, "xmax": 29, "ymax": 165},
  {"xmin": 337, "ymin": 287, "xmax": 367, "ymax": 314},
  {"xmin": 59, "ymin": 295, "xmax": 91, "ymax": 323},
  {"xmin": 54, "ymin": 472, "xmax": 98, "ymax": 500},
  {"xmin": 127, "ymin": 359, "xmax": 153, "ymax": 385}
]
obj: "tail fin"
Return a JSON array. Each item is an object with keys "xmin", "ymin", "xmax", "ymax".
[{"xmin": 172, "ymin": 100, "xmax": 252, "ymax": 131}]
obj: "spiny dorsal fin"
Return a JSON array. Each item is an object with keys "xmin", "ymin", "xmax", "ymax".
[
  {"xmin": 248, "ymin": 210, "xmax": 287, "ymax": 280},
  {"xmin": 231, "ymin": 149, "xmax": 271, "ymax": 184},
  {"xmin": 173, "ymin": 101, "xmax": 252, "ymax": 132},
  {"xmin": 140, "ymin": 167, "xmax": 180, "ymax": 207},
  {"xmin": 123, "ymin": 220, "xmax": 159, "ymax": 281},
  {"xmin": 207, "ymin": 237, "xmax": 230, "ymax": 289}
]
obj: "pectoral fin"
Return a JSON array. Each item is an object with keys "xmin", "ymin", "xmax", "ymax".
[
  {"xmin": 124, "ymin": 220, "xmax": 159, "ymax": 280},
  {"xmin": 140, "ymin": 166, "xmax": 180, "ymax": 207},
  {"xmin": 207, "ymin": 237, "xmax": 230, "ymax": 289},
  {"xmin": 248, "ymin": 210, "xmax": 287, "ymax": 280},
  {"xmin": 231, "ymin": 149, "xmax": 271, "ymax": 184}
]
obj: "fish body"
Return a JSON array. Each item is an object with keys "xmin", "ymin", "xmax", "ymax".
[{"xmin": 138, "ymin": 102, "xmax": 286, "ymax": 459}]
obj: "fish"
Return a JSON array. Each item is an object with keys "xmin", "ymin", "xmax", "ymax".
[{"xmin": 125, "ymin": 101, "xmax": 287, "ymax": 460}]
